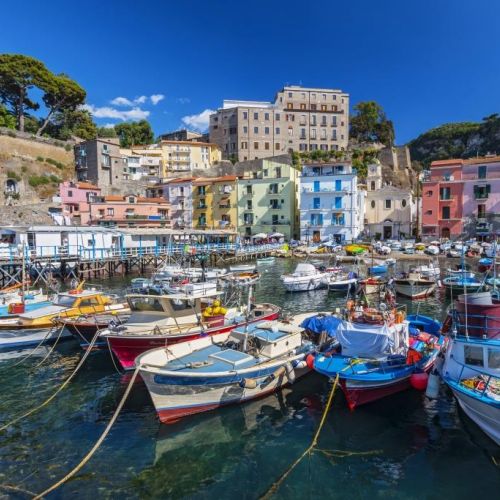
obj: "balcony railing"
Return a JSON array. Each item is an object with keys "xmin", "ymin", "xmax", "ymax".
[{"xmin": 260, "ymin": 220, "xmax": 291, "ymax": 225}]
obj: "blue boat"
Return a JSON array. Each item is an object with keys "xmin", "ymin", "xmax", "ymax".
[
  {"xmin": 368, "ymin": 265, "xmax": 387, "ymax": 275},
  {"xmin": 313, "ymin": 314, "xmax": 443, "ymax": 409},
  {"xmin": 442, "ymin": 275, "xmax": 483, "ymax": 294},
  {"xmin": 0, "ymin": 299, "xmax": 52, "ymax": 318}
]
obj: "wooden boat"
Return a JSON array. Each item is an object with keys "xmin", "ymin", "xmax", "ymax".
[
  {"xmin": 0, "ymin": 288, "xmax": 127, "ymax": 330},
  {"xmin": 0, "ymin": 289, "xmax": 52, "ymax": 318},
  {"xmin": 442, "ymin": 275, "xmax": 483, "ymax": 294},
  {"xmin": 344, "ymin": 244, "xmax": 369, "ymax": 256},
  {"xmin": 229, "ymin": 264, "xmax": 257, "ymax": 273},
  {"xmin": 313, "ymin": 314, "xmax": 444, "ymax": 409},
  {"xmin": 281, "ymin": 263, "xmax": 329, "ymax": 292},
  {"xmin": 137, "ymin": 319, "xmax": 327, "ymax": 423},
  {"xmin": 256, "ymin": 257, "xmax": 275, "ymax": 264},
  {"xmin": 393, "ymin": 273, "xmax": 437, "ymax": 299},
  {"xmin": 442, "ymin": 292, "xmax": 500, "ymax": 445},
  {"xmin": 327, "ymin": 272, "xmax": 358, "ymax": 293},
  {"xmin": 358, "ymin": 276, "xmax": 386, "ymax": 295},
  {"xmin": 368, "ymin": 265, "xmax": 387, "ymax": 275},
  {"xmin": 100, "ymin": 288, "xmax": 281, "ymax": 370},
  {"xmin": 155, "ymin": 265, "xmax": 228, "ymax": 282},
  {"xmin": 221, "ymin": 271, "xmax": 260, "ymax": 286}
]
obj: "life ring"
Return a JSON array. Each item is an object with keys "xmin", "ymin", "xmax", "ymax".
[{"xmin": 68, "ymin": 289, "xmax": 82, "ymax": 295}]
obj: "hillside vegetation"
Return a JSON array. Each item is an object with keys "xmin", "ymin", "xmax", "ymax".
[{"xmin": 409, "ymin": 114, "xmax": 500, "ymax": 167}]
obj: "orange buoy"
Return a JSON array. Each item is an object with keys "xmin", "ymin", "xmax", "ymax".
[{"xmin": 306, "ymin": 354, "xmax": 315, "ymax": 370}]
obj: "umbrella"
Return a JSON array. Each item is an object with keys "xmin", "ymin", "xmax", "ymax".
[{"xmin": 253, "ymin": 233, "xmax": 267, "ymax": 239}]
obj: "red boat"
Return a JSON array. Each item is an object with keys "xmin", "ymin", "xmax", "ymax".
[{"xmin": 99, "ymin": 289, "xmax": 280, "ymax": 370}]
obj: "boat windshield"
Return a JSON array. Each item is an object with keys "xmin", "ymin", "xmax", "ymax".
[
  {"xmin": 128, "ymin": 296, "xmax": 164, "ymax": 312},
  {"xmin": 54, "ymin": 295, "xmax": 77, "ymax": 307}
]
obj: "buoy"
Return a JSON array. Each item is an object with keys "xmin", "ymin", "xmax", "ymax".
[
  {"xmin": 285, "ymin": 362, "xmax": 296, "ymax": 384},
  {"xmin": 306, "ymin": 353, "xmax": 315, "ymax": 370},
  {"xmin": 239, "ymin": 378, "xmax": 257, "ymax": 389},
  {"xmin": 410, "ymin": 372, "xmax": 428, "ymax": 391},
  {"xmin": 293, "ymin": 360, "xmax": 307, "ymax": 370},
  {"xmin": 425, "ymin": 369, "xmax": 440, "ymax": 399}
]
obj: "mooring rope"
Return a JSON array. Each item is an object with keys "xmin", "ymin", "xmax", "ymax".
[
  {"xmin": 33, "ymin": 367, "xmax": 140, "ymax": 500},
  {"xmin": 0, "ymin": 329, "xmax": 100, "ymax": 433},
  {"xmin": 259, "ymin": 373, "xmax": 341, "ymax": 499},
  {"xmin": 32, "ymin": 323, "xmax": 66, "ymax": 369}
]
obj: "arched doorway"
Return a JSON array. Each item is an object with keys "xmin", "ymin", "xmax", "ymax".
[
  {"xmin": 383, "ymin": 219, "xmax": 393, "ymax": 240},
  {"xmin": 441, "ymin": 227, "xmax": 450, "ymax": 239}
]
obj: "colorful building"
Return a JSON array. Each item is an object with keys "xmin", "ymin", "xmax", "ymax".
[
  {"xmin": 60, "ymin": 181, "xmax": 101, "ymax": 225},
  {"xmin": 192, "ymin": 177, "xmax": 214, "ymax": 229},
  {"xmin": 159, "ymin": 141, "xmax": 221, "ymax": 174},
  {"xmin": 236, "ymin": 158, "xmax": 298, "ymax": 240},
  {"xmin": 422, "ymin": 155, "xmax": 500, "ymax": 239},
  {"xmin": 120, "ymin": 145, "xmax": 163, "ymax": 183},
  {"xmin": 299, "ymin": 161, "xmax": 364, "ymax": 243},
  {"xmin": 212, "ymin": 176, "xmax": 238, "ymax": 231}
]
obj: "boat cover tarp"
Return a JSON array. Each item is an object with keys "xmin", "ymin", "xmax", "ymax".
[
  {"xmin": 337, "ymin": 321, "xmax": 408, "ymax": 359},
  {"xmin": 300, "ymin": 315, "xmax": 342, "ymax": 338}
]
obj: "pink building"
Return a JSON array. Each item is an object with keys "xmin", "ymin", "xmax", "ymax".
[
  {"xmin": 422, "ymin": 155, "xmax": 500, "ymax": 239},
  {"xmin": 82, "ymin": 194, "xmax": 171, "ymax": 227},
  {"xmin": 60, "ymin": 181, "xmax": 101, "ymax": 224}
]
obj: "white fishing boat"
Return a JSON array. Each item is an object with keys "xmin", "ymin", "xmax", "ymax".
[
  {"xmin": 414, "ymin": 262, "xmax": 440, "ymax": 279},
  {"xmin": 442, "ymin": 292, "xmax": 500, "ymax": 445},
  {"xmin": 229, "ymin": 264, "xmax": 257, "ymax": 273},
  {"xmin": 280, "ymin": 263, "xmax": 328, "ymax": 292},
  {"xmin": 393, "ymin": 272, "xmax": 437, "ymax": 299},
  {"xmin": 0, "ymin": 328, "xmax": 72, "ymax": 350},
  {"xmin": 137, "ymin": 319, "xmax": 327, "ymax": 423},
  {"xmin": 155, "ymin": 265, "xmax": 228, "ymax": 282},
  {"xmin": 327, "ymin": 272, "xmax": 358, "ymax": 293},
  {"xmin": 221, "ymin": 271, "xmax": 261, "ymax": 286},
  {"xmin": 425, "ymin": 245, "xmax": 440, "ymax": 255}
]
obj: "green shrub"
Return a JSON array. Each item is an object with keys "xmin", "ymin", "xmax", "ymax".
[
  {"xmin": 45, "ymin": 158, "xmax": 65, "ymax": 169},
  {"xmin": 7, "ymin": 130, "xmax": 16, "ymax": 138},
  {"xmin": 21, "ymin": 165, "xmax": 28, "ymax": 173},
  {"xmin": 6, "ymin": 170, "xmax": 21, "ymax": 181},
  {"xmin": 36, "ymin": 156, "xmax": 45, "ymax": 162},
  {"xmin": 28, "ymin": 175, "xmax": 50, "ymax": 187},
  {"xmin": 49, "ymin": 174, "xmax": 61, "ymax": 183},
  {"xmin": 64, "ymin": 144, "xmax": 72, "ymax": 151}
]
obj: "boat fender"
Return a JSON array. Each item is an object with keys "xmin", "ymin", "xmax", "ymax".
[
  {"xmin": 410, "ymin": 372, "xmax": 428, "ymax": 391},
  {"xmin": 434, "ymin": 351, "xmax": 445, "ymax": 374},
  {"xmin": 285, "ymin": 362, "xmax": 296, "ymax": 384},
  {"xmin": 306, "ymin": 353, "xmax": 315, "ymax": 369},
  {"xmin": 293, "ymin": 360, "xmax": 307, "ymax": 370},
  {"xmin": 425, "ymin": 369, "xmax": 440, "ymax": 399},
  {"xmin": 239, "ymin": 378, "xmax": 258, "ymax": 389}
]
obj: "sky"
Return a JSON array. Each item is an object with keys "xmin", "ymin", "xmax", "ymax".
[{"xmin": 1, "ymin": 0, "xmax": 499, "ymax": 144}]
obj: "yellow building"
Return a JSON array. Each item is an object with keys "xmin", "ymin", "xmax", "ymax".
[
  {"xmin": 212, "ymin": 176, "xmax": 238, "ymax": 230},
  {"xmin": 120, "ymin": 145, "xmax": 164, "ymax": 182},
  {"xmin": 160, "ymin": 141, "xmax": 221, "ymax": 176},
  {"xmin": 192, "ymin": 177, "xmax": 214, "ymax": 229}
]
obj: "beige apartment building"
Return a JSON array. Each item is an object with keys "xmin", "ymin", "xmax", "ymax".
[
  {"xmin": 159, "ymin": 141, "xmax": 222, "ymax": 175},
  {"xmin": 209, "ymin": 86, "xmax": 349, "ymax": 161}
]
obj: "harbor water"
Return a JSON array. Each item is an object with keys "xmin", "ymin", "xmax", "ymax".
[{"xmin": 0, "ymin": 258, "xmax": 499, "ymax": 499}]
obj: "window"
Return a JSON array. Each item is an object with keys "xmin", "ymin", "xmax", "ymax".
[
  {"xmin": 270, "ymin": 199, "xmax": 280, "ymax": 209},
  {"xmin": 478, "ymin": 204, "xmax": 486, "ymax": 218},
  {"xmin": 442, "ymin": 206, "xmax": 450, "ymax": 219},
  {"xmin": 478, "ymin": 165, "xmax": 487, "ymax": 179},
  {"xmin": 287, "ymin": 103, "xmax": 293, "ymax": 109},
  {"xmin": 265, "ymin": 127, "xmax": 270, "ymax": 134},
  {"xmin": 288, "ymin": 128, "xmax": 293, "ymax": 137},
  {"xmin": 241, "ymin": 141, "xmax": 248, "ymax": 149},
  {"xmin": 320, "ymin": 129, "xmax": 327, "ymax": 139},
  {"xmin": 288, "ymin": 92, "xmax": 292, "ymax": 97},
  {"xmin": 269, "ymin": 183, "xmax": 279, "ymax": 194},
  {"xmin": 311, "ymin": 128, "xmax": 317, "ymax": 139},
  {"xmin": 488, "ymin": 348, "xmax": 500, "ymax": 369},
  {"xmin": 101, "ymin": 155, "xmax": 111, "ymax": 167},
  {"xmin": 370, "ymin": 181, "xmax": 375, "ymax": 191},
  {"xmin": 265, "ymin": 142, "xmax": 270, "ymax": 150},
  {"xmin": 322, "ymin": 94, "xmax": 327, "ymax": 100},
  {"xmin": 335, "ymin": 179, "xmax": 342, "ymax": 191},
  {"xmin": 275, "ymin": 113, "xmax": 280, "ymax": 121},
  {"xmin": 107, "ymin": 207, "xmax": 114, "ymax": 216},
  {"xmin": 243, "ymin": 126, "xmax": 248, "ymax": 133},
  {"xmin": 335, "ymin": 197, "xmax": 342, "ymax": 209},
  {"xmin": 243, "ymin": 111, "xmax": 248, "ymax": 119},
  {"xmin": 247, "ymin": 200, "xmax": 252, "ymax": 209},
  {"xmin": 246, "ymin": 185, "xmax": 252, "ymax": 195},
  {"xmin": 300, "ymin": 103, "xmax": 306, "ymax": 110},
  {"xmin": 321, "ymin": 105, "xmax": 327, "ymax": 111},
  {"xmin": 263, "ymin": 169, "xmax": 268, "ymax": 176},
  {"xmin": 275, "ymin": 127, "xmax": 280, "ymax": 134},
  {"xmin": 253, "ymin": 142, "xmax": 259, "ymax": 149},
  {"xmin": 128, "ymin": 196, "xmax": 135, "ymax": 203},
  {"xmin": 385, "ymin": 199, "xmax": 392, "ymax": 209},
  {"xmin": 440, "ymin": 187, "xmax": 451, "ymax": 200},
  {"xmin": 464, "ymin": 345, "xmax": 484, "ymax": 367},
  {"xmin": 332, "ymin": 105, "xmax": 338, "ymax": 111},
  {"xmin": 275, "ymin": 143, "xmax": 280, "ymax": 150},
  {"xmin": 402, "ymin": 199, "xmax": 407, "ymax": 208},
  {"xmin": 311, "ymin": 93, "xmax": 316, "ymax": 100},
  {"xmin": 474, "ymin": 185, "xmax": 491, "ymax": 199},
  {"xmin": 313, "ymin": 197, "xmax": 320, "ymax": 209},
  {"xmin": 254, "ymin": 126, "xmax": 259, "ymax": 134},
  {"xmin": 276, "ymin": 167, "xmax": 281, "ymax": 178},
  {"xmin": 300, "ymin": 114, "xmax": 306, "ymax": 125},
  {"xmin": 300, "ymin": 128, "xmax": 306, "ymax": 139},
  {"xmin": 310, "ymin": 104, "xmax": 316, "ymax": 111},
  {"xmin": 371, "ymin": 200, "xmax": 375, "ymax": 208},
  {"xmin": 311, "ymin": 115, "xmax": 317, "ymax": 126},
  {"xmin": 68, "ymin": 190, "xmax": 73, "ymax": 197},
  {"xmin": 253, "ymin": 112, "xmax": 259, "ymax": 120},
  {"xmin": 265, "ymin": 113, "xmax": 269, "ymax": 120},
  {"xmin": 427, "ymin": 190, "xmax": 433, "ymax": 197}
]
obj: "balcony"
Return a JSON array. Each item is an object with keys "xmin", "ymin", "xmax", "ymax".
[
  {"xmin": 269, "ymin": 205, "xmax": 283, "ymax": 210},
  {"xmin": 195, "ymin": 204, "xmax": 207, "ymax": 210},
  {"xmin": 261, "ymin": 220, "xmax": 291, "ymax": 225},
  {"xmin": 242, "ymin": 190, "xmax": 254, "ymax": 196}
]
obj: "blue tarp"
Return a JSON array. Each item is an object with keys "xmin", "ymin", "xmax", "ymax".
[
  {"xmin": 407, "ymin": 314, "xmax": 441, "ymax": 335},
  {"xmin": 300, "ymin": 315, "xmax": 342, "ymax": 338}
]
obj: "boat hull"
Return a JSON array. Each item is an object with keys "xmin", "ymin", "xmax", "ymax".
[
  {"xmin": 0, "ymin": 328, "xmax": 72, "ymax": 350},
  {"xmin": 105, "ymin": 309, "xmax": 280, "ymax": 370},
  {"xmin": 394, "ymin": 281, "xmax": 436, "ymax": 299},
  {"xmin": 140, "ymin": 363, "xmax": 309, "ymax": 424},
  {"xmin": 282, "ymin": 276, "xmax": 326, "ymax": 292},
  {"xmin": 450, "ymin": 385, "xmax": 500, "ymax": 446}
]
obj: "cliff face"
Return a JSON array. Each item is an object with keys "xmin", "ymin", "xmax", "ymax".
[{"xmin": 408, "ymin": 115, "xmax": 500, "ymax": 167}]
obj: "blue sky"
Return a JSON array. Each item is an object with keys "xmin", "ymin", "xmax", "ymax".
[{"xmin": 2, "ymin": 0, "xmax": 499, "ymax": 143}]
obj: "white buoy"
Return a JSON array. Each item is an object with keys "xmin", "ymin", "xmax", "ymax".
[{"xmin": 425, "ymin": 368, "xmax": 440, "ymax": 399}]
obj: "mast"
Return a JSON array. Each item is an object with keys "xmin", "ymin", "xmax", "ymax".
[
  {"xmin": 242, "ymin": 284, "xmax": 253, "ymax": 352},
  {"xmin": 21, "ymin": 241, "xmax": 26, "ymax": 305}
]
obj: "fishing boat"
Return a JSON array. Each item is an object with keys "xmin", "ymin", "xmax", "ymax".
[
  {"xmin": 0, "ymin": 287, "xmax": 127, "ymax": 330},
  {"xmin": 130, "ymin": 277, "xmax": 152, "ymax": 292},
  {"xmin": 280, "ymin": 263, "xmax": 328, "ymax": 292},
  {"xmin": 137, "ymin": 318, "xmax": 329, "ymax": 423},
  {"xmin": 327, "ymin": 271, "xmax": 358, "ymax": 293},
  {"xmin": 221, "ymin": 271, "xmax": 260, "ymax": 286},
  {"xmin": 256, "ymin": 257, "xmax": 275, "ymax": 264},
  {"xmin": 441, "ymin": 292, "xmax": 500, "ymax": 445},
  {"xmin": 229, "ymin": 264, "xmax": 257, "ymax": 273},
  {"xmin": 368, "ymin": 265, "xmax": 387, "ymax": 275},
  {"xmin": 478, "ymin": 257, "xmax": 493, "ymax": 273},
  {"xmin": 413, "ymin": 263, "xmax": 440, "ymax": 279},
  {"xmin": 155, "ymin": 265, "xmax": 228, "ymax": 282},
  {"xmin": 344, "ymin": 244, "xmax": 369, "ymax": 256},
  {"xmin": 100, "ymin": 288, "xmax": 281, "ymax": 370},
  {"xmin": 358, "ymin": 276, "xmax": 386, "ymax": 295},
  {"xmin": 313, "ymin": 311, "xmax": 444, "ymax": 409},
  {"xmin": 425, "ymin": 245, "xmax": 440, "ymax": 256},
  {"xmin": 393, "ymin": 272, "xmax": 437, "ymax": 299},
  {"xmin": 442, "ymin": 274, "xmax": 483, "ymax": 294},
  {"xmin": 0, "ymin": 289, "xmax": 52, "ymax": 318}
]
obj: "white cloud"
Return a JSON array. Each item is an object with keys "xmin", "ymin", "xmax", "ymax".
[
  {"xmin": 150, "ymin": 94, "xmax": 165, "ymax": 105},
  {"xmin": 181, "ymin": 109, "xmax": 214, "ymax": 131},
  {"xmin": 82, "ymin": 104, "xmax": 150, "ymax": 121},
  {"xmin": 110, "ymin": 95, "xmax": 148, "ymax": 106},
  {"xmin": 176, "ymin": 97, "xmax": 191, "ymax": 104},
  {"xmin": 102, "ymin": 123, "xmax": 116, "ymax": 128}
]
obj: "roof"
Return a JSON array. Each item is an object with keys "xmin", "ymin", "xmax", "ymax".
[
  {"xmin": 136, "ymin": 197, "xmax": 168, "ymax": 204},
  {"xmin": 75, "ymin": 182, "xmax": 99, "ymax": 190},
  {"xmin": 213, "ymin": 175, "xmax": 237, "ymax": 182},
  {"xmin": 431, "ymin": 159, "xmax": 464, "ymax": 167},
  {"xmin": 160, "ymin": 140, "xmax": 220, "ymax": 148},
  {"xmin": 104, "ymin": 195, "xmax": 124, "ymax": 202},
  {"xmin": 431, "ymin": 155, "xmax": 500, "ymax": 167}
]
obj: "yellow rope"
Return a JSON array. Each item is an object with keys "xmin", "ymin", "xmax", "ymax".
[
  {"xmin": 260, "ymin": 373, "xmax": 340, "ymax": 499},
  {"xmin": 34, "ymin": 367, "xmax": 140, "ymax": 499},
  {"xmin": 0, "ymin": 330, "xmax": 100, "ymax": 433}
]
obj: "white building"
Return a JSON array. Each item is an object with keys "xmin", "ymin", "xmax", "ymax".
[
  {"xmin": 299, "ymin": 162, "xmax": 364, "ymax": 243},
  {"xmin": 364, "ymin": 162, "xmax": 416, "ymax": 239}
]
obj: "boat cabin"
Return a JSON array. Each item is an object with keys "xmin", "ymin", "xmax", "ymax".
[{"xmin": 53, "ymin": 290, "xmax": 112, "ymax": 309}]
